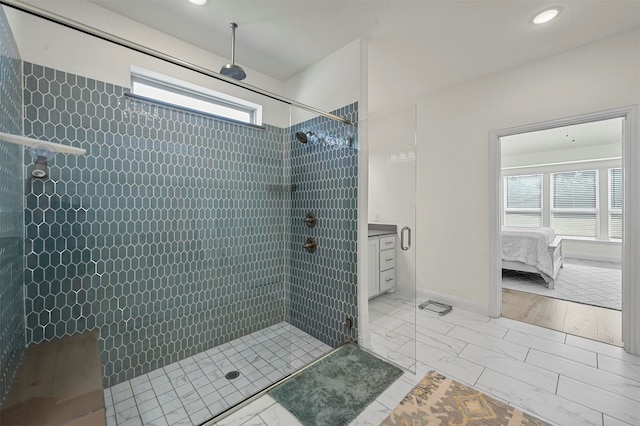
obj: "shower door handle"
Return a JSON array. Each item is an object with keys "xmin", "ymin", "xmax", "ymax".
[{"xmin": 400, "ymin": 226, "xmax": 411, "ymax": 251}]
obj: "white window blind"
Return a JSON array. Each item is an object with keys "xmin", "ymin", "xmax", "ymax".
[
  {"xmin": 504, "ymin": 174, "xmax": 542, "ymax": 227},
  {"xmin": 609, "ymin": 168, "xmax": 622, "ymax": 239},
  {"xmin": 551, "ymin": 170, "xmax": 598, "ymax": 237}
]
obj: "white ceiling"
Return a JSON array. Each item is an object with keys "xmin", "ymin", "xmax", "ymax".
[
  {"xmin": 79, "ymin": 1, "xmax": 640, "ymax": 109},
  {"xmin": 501, "ymin": 117, "xmax": 623, "ymax": 157}
]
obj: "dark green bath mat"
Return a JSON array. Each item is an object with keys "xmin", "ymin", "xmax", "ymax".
[{"xmin": 269, "ymin": 343, "xmax": 403, "ymax": 426}]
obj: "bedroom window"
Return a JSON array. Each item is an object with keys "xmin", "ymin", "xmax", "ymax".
[
  {"xmin": 504, "ymin": 174, "xmax": 542, "ymax": 227},
  {"xmin": 551, "ymin": 170, "xmax": 598, "ymax": 237},
  {"xmin": 609, "ymin": 168, "xmax": 622, "ymax": 239}
]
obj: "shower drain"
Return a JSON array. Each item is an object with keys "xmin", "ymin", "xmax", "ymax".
[{"xmin": 225, "ymin": 371, "xmax": 240, "ymax": 380}]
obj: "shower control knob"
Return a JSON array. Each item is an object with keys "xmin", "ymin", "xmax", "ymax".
[
  {"xmin": 304, "ymin": 237, "xmax": 317, "ymax": 253},
  {"xmin": 303, "ymin": 213, "xmax": 317, "ymax": 228}
]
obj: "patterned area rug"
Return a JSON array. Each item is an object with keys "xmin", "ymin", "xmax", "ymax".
[
  {"xmin": 381, "ymin": 371, "xmax": 550, "ymax": 426},
  {"xmin": 502, "ymin": 262, "xmax": 621, "ymax": 310},
  {"xmin": 269, "ymin": 343, "xmax": 403, "ymax": 426}
]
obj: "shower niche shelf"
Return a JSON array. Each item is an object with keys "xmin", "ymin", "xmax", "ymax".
[{"xmin": 0, "ymin": 131, "xmax": 86, "ymax": 155}]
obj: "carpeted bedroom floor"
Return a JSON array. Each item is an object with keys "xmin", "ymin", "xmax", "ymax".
[{"xmin": 502, "ymin": 259, "xmax": 621, "ymax": 310}]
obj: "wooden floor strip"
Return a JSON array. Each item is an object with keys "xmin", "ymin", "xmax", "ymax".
[
  {"xmin": 501, "ymin": 288, "xmax": 622, "ymax": 347},
  {"xmin": 0, "ymin": 331, "xmax": 105, "ymax": 426}
]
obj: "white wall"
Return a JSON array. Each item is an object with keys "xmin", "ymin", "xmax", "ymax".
[
  {"xmin": 5, "ymin": 1, "xmax": 290, "ymax": 126},
  {"xmin": 284, "ymin": 39, "xmax": 362, "ymax": 125},
  {"xmin": 413, "ymin": 30, "xmax": 639, "ymax": 307},
  {"xmin": 562, "ymin": 240, "xmax": 621, "ymax": 263}
]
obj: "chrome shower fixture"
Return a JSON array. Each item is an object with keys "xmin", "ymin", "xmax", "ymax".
[
  {"xmin": 29, "ymin": 145, "xmax": 55, "ymax": 178},
  {"xmin": 303, "ymin": 237, "xmax": 317, "ymax": 253},
  {"xmin": 295, "ymin": 130, "xmax": 353, "ymax": 148},
  {"xmin": 303, "ymin": 212, "xmax": 317, "ymax": 228},
  {"xmin": 295, "ymin": 130, "xmax": 316, "ymax": 144},
  {"xmin": 220, "ymin": 22, "xmax": 247, "ymax": 81}
]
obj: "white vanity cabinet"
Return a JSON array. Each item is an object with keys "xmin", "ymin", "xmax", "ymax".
[{"xmin": 368, "ymin": 234, "xmax": 396, "ymax": 298}]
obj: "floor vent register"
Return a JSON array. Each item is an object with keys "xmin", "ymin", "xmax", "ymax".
[{"xmin": 418, "ymin": 300, "xmax": 452, "ymax": 316}]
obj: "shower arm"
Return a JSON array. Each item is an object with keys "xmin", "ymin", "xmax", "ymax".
[
  {"xmin": 230, "ymin": 23, "xmax": 237, "ymax": 65},
  {"xmin": 0, "ymin": 0, "xmax": 353, "ymax": 126}
]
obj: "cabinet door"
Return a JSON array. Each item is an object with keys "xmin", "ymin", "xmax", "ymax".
[{"xmin": 368, "ymin": 238, "xmax": 379, "ymax": 298}]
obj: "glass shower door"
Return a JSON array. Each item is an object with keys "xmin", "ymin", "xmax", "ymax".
[{"xmin": 366, "ymin": 105, "xmax": 417, "ymax": 372}]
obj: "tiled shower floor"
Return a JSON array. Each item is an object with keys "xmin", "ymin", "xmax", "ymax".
[{"xmin": 104, "ymin": 322, "xmax": 332, "ymax": 426}]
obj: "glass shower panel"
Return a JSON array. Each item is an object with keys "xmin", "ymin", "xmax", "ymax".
[
  {"xmin": 366, "ymin": 105, "xmax": 417, "ymax": 373},
  {"xmin": 6, "ymin": 4, "xmax": 360, "ymax": 422},
  {"xmin": 8, "ymin": 6, "xmax": 294, "ymax": 422},
  {"xmin": 0, "ymin": 5, "xmax": 24, "ymax": 407}
]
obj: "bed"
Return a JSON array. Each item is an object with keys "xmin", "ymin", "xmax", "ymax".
[{"xmin": 501, "ymin": 226, "xmax": 564, "ymax": 289}]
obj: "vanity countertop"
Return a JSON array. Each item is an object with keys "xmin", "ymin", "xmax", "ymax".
[{"xmin": 368, "ymin": 224, "xmax": 397, "ymax": 237}]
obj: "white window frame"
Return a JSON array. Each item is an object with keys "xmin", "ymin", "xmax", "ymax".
[
  {"xmin": 609, "ymin": 167, "xmax": 623, "ymax": 239},
  {"xmin": 130, "ymin": 66, "xmax": 262, "ymax": 126},
  {"xmin": 550, "ymin": 169, "xmax": 599, "ymax": 238},
  {"xmin": 503, "ymin": 174, "xmax": 543, "ymax": 227}
]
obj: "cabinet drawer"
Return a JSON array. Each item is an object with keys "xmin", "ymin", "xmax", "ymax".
[
  {"xmin": 379, "ymin": 235, "xmax": 395, "ymax": 250},
  {"xmin": 379, "ymin": 249, "xmax": 395, "ymax": 271},
  {"xmin": 380, "ymin": 268, "xmax": 396, "ymax": 292}
]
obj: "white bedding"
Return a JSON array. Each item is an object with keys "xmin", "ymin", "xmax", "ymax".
[{"xmin": 501, "ymin": 226, "xmax": 556, "ymax": 278}]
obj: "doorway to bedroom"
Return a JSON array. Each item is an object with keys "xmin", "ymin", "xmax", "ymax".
[{"xmin": 498, "ymin": 117, "xmax": 623, "ymax": 346}]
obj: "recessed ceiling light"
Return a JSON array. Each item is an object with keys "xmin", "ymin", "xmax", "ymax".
[
  {"xmin": 187, "ymin": 0, "xmax": 208, "ymax": 5},
  {"xmin": 532, "ymin": 8, "xmax": 560, "ymax": 24}
]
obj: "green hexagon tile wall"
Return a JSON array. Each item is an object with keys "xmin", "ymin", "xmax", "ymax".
[{"xmin": 20, "ymin": 59, "xmax": 359, "ymax": 387}]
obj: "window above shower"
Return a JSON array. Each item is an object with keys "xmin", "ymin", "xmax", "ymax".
[{"xmin": 129, "ymin": 66, "xmax": 263, "ymax": 126}]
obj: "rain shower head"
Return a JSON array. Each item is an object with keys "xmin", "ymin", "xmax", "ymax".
[
  {"xmin": 220, "ymin": 63, "xmax": 246, "ymax": 80},
  {"xmin": 220, "ymin": 23, "xmax": 246, "ymax": 81}
]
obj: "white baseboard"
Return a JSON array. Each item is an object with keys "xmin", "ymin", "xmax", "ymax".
[
  {"xmin": 564, "ymin": 253, "xmax": 622, "ymax": 264},
  {"xmin": 358, "ymin": 331, "xmax": 371, "ymax": 349},
  {"xmin": 416, "ymin": 288, "xmax": 490, "ymax": 316}
]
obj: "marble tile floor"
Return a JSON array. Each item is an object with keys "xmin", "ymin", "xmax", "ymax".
[
  {"xmin": 213, "ymin": 293, "xmax": 640, "ymax": 426},
  {"xmin": 104, "ymin": 322, "xmax": 332, "ymax": 426},
  {"xmin": 502, "ymin": 259, "xmax": 622, "ymax": 310}
]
